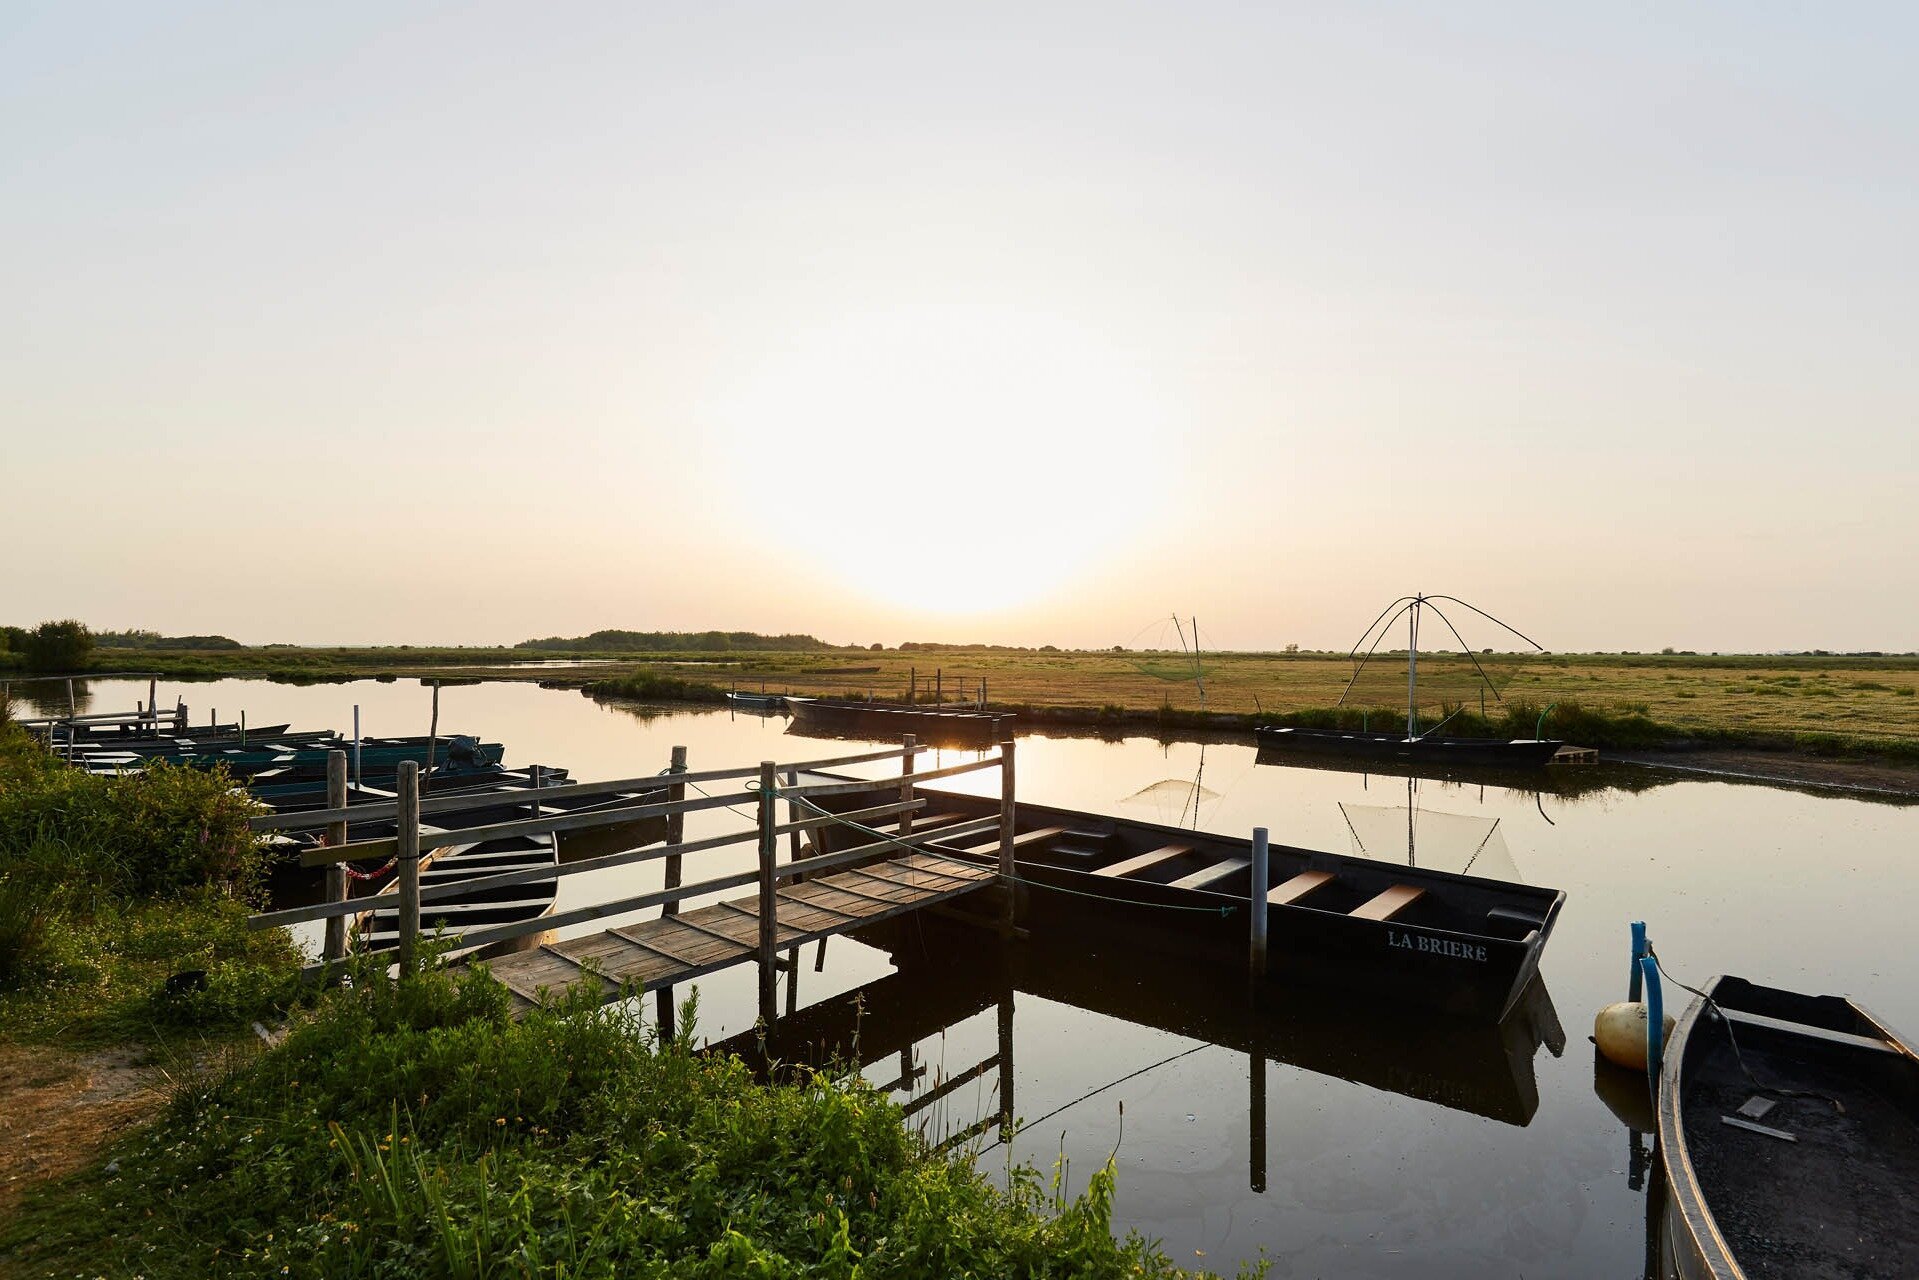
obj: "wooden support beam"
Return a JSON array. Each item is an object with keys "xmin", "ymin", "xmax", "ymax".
[
  {"xmin": 322, "ymin": 750, "xmax": 349, "ymax": 966},
  {"xmin": 396, "ymin": 762, "xmax": 421, "ymax": 977},
  {"xmin": 757, "ymin": 760, "xmax": 778, "ymax": 1025}
]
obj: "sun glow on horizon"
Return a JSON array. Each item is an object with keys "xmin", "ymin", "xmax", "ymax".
[{"xmin": 709, "ymin": 306, "xmax": 1183, "ymax": 616}]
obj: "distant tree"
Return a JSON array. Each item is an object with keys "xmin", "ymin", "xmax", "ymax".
[
  {"xmin": 24, "ymin": 619, "xmax": 94, "ymax": 671},
  {"xmin": 0, "ymin": 625, "xmax": 22, "ymax": 652},
  {"xmin": 869, "ymin": 642, "xmax": 884, "ymax": 651},
  {"xmin": 1284, "ymin": 643, "xmax": 1300, "ymax": 655}
]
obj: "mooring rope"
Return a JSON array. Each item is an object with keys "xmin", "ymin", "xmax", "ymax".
[{"xmin": 1649, "ymin": 947, "xmax": 1843, "ymax": 1113}]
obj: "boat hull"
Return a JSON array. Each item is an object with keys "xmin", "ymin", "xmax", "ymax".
[
  {"xmin": 1656, "ymin": 975, "xmax": 1919, "ymax": 1280},
  {"xmin": 1255, "ymin": 726, "xmax": 1565, "ymax": 767}
]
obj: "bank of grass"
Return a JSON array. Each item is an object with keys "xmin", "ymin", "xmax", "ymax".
[
  {"xmin": 1, "ymin": 962, "xmax": 1229, "ymax": 1280},
  {"xmin": 73, "ymin": 643, "xmax": 1919, "ymax": 758},
  {"xmin": 0, "ymin": 724, "xmax": 304, "ymax": 1046}
]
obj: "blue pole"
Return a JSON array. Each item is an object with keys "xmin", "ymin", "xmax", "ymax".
[
  {"xmin": 1629, "ymin": 921, "xmax": 1647, "ymax": 1001},
  {"xmin": 1641, "ymin": 954, "xmax": 1664, "ymax": 1091}
]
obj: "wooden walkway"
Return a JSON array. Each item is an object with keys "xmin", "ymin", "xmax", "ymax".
[{"xmin": 473, "ymin": 850, "xmax": 995, "ymax": 1013}]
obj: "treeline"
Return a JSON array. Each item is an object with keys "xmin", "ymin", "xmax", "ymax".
[
  {"xmin": 94, "ymin": 629, "xmax": 243, "ymax": 650},
  {"xmin": 516, "ymin": 629, "xmax": 830, "ymax": 653}
]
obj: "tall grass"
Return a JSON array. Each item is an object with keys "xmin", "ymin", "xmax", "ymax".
[{"xmin": 3, "ymin": 963, "xmax": 1234, "ymax": 1279}]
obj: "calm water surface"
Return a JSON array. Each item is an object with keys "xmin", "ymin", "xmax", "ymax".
[{"xmin": 70, "ymin": 677, "xmax": 1919, "ymax": 1278}]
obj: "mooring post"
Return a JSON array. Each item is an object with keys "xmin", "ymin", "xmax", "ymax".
[
  {"xmin": 529, "ymin": 763, "xmax": 543, "ymax": 819},
  {"xmin": 1249, "ymin": 827, "xmax": 1270, "ymax": 976},
  {"xmin": 899, "ymin": 733, "xmax": 917, "ymax": 837},
  {"xmin": 66, "ymin": 677, "xmax": 75, "ymax": 720},
  {"xmin": 239, "ymin": 710, "xmax": 246, "ymax": 747},
  {"xmin": 174, "ymin": 701, "xmax": 187, "ymax": 734},
  {"xmin": 910, "ymin": 667, "xmax": 916, "ymax": 704},
  {"xmin": 662, "ymin": 746, "xmax": 687, "ymax": 915},
  {"xmin": 352, "ymin": 704, "xmax": 362, "ymax": 789},
  {"xmin": 1629, "ymin": 920, "xmax": 1647, "ymax": 1001},
  {"xmin": 657, "ymin": 746, "xmax": 689, "ymax": 1029},
  {"xmin": 979, "ymin": 676, "xmax": 987, "ymax": 710},
  {"xmin": 1641, "ymin": 954, "xmax": 1665, "ymax": 1092},
  {"xmin": 756, "ymin": 760, "xmax": 778, "ymax": 1025},
  {"xmin": 323, "ymin": 750, "xmax": 350, "ymax": 966},
  {"xmin": 935, "ymin": 668, "xmax": 942, "ymax": 705},
  {"xmin": 396, "ymin": 760, "xmax": 421, "ymax": 977},
  {"xmin": 785, "ymin": 769, "xmax": 803, "ymax": 863},
  {"xmin": 998, "ymin": 735, "xmax": 1017, "ymax": 937},
  {"xmin": 423, "ymin": 679, "xmax": 440, "ymax": 792},
  {"xmin": 147, "ymin": 677, "xmax": 157, "ymax": 728}
]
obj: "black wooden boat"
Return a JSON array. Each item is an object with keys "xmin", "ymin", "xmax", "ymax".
[
  {"xmin": 1656, "ymin": 975, "xmax": 1919, "ymax": 1280},
  {"xmin": 784, "ymin": 697, "xmax": 1007, "ymax": 747},
  {"xmin": 1255, "ymin": 726, "xmax": 1565, "ymax": 767},
  {"xmin": 803, "ymin": 783, "xmax": 1563, "ymax": 1019}
]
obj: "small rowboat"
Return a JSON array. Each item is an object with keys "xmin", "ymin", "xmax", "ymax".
[
  {"xmin": 801, "ymin": 783, "xmax": 1563, "ymax": 1019},
  {"xmin": 1656, "ymin": 975, "xmax": 1919, "ymax": 1280},
  {"xmin": 784, "ymin": 697, "xmax": 1006, "ymax": 747},
  {"xmin": 725, "ymin": 691, "xmax": 788, "ymax": 713}
]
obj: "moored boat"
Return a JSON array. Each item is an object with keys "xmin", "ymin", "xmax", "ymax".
[
  {"xmin": 784, "ymin": 697, "xmax": 1007, "ymax": 747},
  {"xmin": 1656, "ymin": 975, "xmax": 1919, "ymax": 1280},
  {"xmin": 801, "ymin": 782, "xmax": 1563, "ymax": 1019},
  {"xmin": 1255, "ymin": 726, "xmax": 1564, "ymax": 767}
]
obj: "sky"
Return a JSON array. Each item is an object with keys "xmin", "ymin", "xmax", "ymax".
[{"xmin": 3, "ymin": 2, "xmax": 1915, "ymax": 652}]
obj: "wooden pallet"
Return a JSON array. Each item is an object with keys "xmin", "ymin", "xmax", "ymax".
[{"xmin": 468, "ymin": 851, "xmax": 995, "ymax": 1014}]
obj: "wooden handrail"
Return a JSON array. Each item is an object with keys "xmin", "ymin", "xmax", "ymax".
[
  {"xmin": 251, "ymin": 743, "xmax": 927, "ymax": 832},
  {"xmin": 777, "ymin": 754, "xmax": 1001, "ymax": 799},
  {"xmin": 250, "ymin": 797, "xmax": 930, "ymax": 930},
  {"xmin": 301, "ymin": 791, "xmax": 745, "ymax": 866}
]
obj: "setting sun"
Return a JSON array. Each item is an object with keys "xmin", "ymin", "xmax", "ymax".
[{"xmin": 708, "ymin": 305, "xmax": 1181, "ymax": 614}]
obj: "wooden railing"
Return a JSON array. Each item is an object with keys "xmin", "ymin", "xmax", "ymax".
[{"xmin": 248, "ymin": 736, "xmax": 1018, "ymax": 1023}]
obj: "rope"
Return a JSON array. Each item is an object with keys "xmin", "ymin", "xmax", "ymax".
[
  {"xmin": 974, "ymin": 1042, "xmax": 1212, "ymax": 1154},
  {"xmin": 1648, "ymin": 947, "xmax": 1843, "ymax": 1113}
]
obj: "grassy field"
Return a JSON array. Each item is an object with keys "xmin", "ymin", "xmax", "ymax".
[{"xmin": 56, "ymin": 644, "xmax": 1919, "ymax": 748}]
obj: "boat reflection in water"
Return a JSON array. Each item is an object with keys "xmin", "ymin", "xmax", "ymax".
[{"xmin": 713, "ymin": 929, "xmax": 1567, "ymax": 1192}]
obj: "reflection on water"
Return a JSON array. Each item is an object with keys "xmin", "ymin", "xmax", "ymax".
[
  {"xmin": 6, "ymin": 677, "xmax": 95, "ymax": 719},
  {"xmin": 62, "ymin": 676, "xmax": 1919, "ymax": 1278}
]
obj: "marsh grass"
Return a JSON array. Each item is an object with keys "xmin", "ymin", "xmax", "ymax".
[{"xmin": 1, "ymin": 964, "xmax": 1234, "ymax": 1279}]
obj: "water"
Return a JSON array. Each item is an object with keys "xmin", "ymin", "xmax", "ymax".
[{"xmin": 68, "ymin": 676, "xmax": 1919, "ymax": 1278}]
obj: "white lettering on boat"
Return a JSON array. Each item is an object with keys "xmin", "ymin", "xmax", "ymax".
[{"xmin": 1386, "ymin": 929, "xmax": 1488, "ymax": 962}]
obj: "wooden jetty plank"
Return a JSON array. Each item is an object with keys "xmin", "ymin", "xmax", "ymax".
[{"xmin": 469, "ymin": 851, "xmax": 993, "ymax": 1016}]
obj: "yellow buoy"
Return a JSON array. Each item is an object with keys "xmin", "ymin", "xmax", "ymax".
[{"xmin": 1594, "ymin": 1001, "xmax": 1676, "ymax": 1071}]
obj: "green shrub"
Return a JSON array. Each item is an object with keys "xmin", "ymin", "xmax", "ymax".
[
  {"xmin": 4, "ymin": 966, "xmax": 1220, "ymax": 1279},
  {"xmin": 22, "ymin": 618, "xmax": 94, "ymax": 672}
]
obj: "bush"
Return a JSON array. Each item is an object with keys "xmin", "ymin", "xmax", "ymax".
[
  {"xmin": 0, "ymin": 746, "xmax": 269, "ymax": 900},
  {"xmin": 3, "ymin": 966, "xmax": 1218, "ymax": 1279},
  {"xmin": 22, "ymin": 618, "xmax": 94, "ymax": 672}
]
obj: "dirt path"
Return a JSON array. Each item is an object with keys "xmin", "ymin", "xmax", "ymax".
[{"xmin": 0, "ymin": 1043, "xmax": 172, "ymax": 1220}]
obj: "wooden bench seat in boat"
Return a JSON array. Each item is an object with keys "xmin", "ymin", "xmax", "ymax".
[
  {"xmin": 1169, "ymin": 856, "xmax": 1249, "ymax": 892},
  {"xmin": 1350, "ymin": 884, "xmax": 1425, "ymax": 921},
  {"xmin": 1268, "ymin": 869, "xmax": 1335, "ymax": 905},
  {"xmin": 1095, "ymin": 844, "xmax": 1195, "ymax": 879}
]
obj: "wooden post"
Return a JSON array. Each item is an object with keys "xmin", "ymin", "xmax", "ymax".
[
  {"xmin": 979, "ymin": 676, "xmax": 987, "ymax": 710},
  {"xmin": 784, "ymin": 769, "xmax": 803, "ymax": 863},
  {"xmin": 239, "ymin": 710, "xmax": 246, "ymax": 747},
  {"xmin": 998, "ymin": 735, "xmax": 1017, "ymax": 937},
  {"xmin": 323, "ymin": 750, "xmax": 350, "ymax": 965},
  {"xmin": 756, "ymin": 760, "xmax": 778, "ymax": 1025},
  {"xmin": 662, "ymin": 746, "xmax": 687, "ymax": 915},
  {"xmin": 529, "ymin": 764, "xmax": 543, "ymax": 818},
  {"xmin": 66, "ymin": 678, "xmax": 75, "ymax": 720},
  {"xmin": 899, "ymin": 733, "xmax": 916, "ymax": 837},
  {"xmin": 147, "ymin": 678, "xmax": 157, "ymax": 729},
  {"xmin": 935, "ymin": 668, "xmax": 942, "ymax": 705},
  {"xmin": 910, "ymin": 667, "xmax": 917, "ymax": 704},
  {"xmin": 423, "ymin": 680, "xmax": 440, "ymax": 792},
  {"xmin": 174, "ymin": 701, "xmax": 186, "ymax": 733},
  {"xmin": 657, "ymin": 745, "xmax": 687, "ymax": 1028},
  {"xmin": 396, "ymin": 761, "xmax": 421, "ymax": 977},
  {"xmin": 352, "ymin": 704, "xmax": 362, "ymax": 789},
  {"xmin": 1249, "ymin": 827, "xmax": 1270, "ymax": 976},
  {"xmin": 657, "ymin": 988, "xmax": 676, "ymax": 1041}
]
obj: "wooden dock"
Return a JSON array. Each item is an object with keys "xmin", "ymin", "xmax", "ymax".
[
  {"xmin": 478, "ymin": 850, "xmax": 994, "ymax": 1013},
  {"xmin": 1552, "ymin": 744, "xmax": 1599, "ymax": 764}
]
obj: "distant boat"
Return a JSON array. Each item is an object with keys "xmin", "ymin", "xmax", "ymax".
[
  {"xmin": 784, "ymin": 696, "xmax": 1007, "ymax": 747},
  {"xmin": 1256, "ymin": 726, "xmax": 1563, "ymax": 766},
  {"xmin": 1257, "ymin": 593, "xmax": 1565, "ymax": 769},
  {"xmin": 725, "ymin": 691, "xmax": 788, "ymax": 713},
  {"xmin": 1656, "ymin": 975, "xmax": 1919, "ymax": 1280}
]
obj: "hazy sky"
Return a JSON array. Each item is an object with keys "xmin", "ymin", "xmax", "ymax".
[{"xmin": 4, "ymin": 3, "xmax": 1915, "ymax": 652}]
